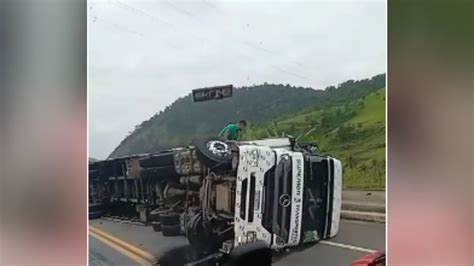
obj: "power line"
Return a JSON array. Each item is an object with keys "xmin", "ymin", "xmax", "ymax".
[
  {"xmin": 198, "ymin": 1, "xmax": 308, "ymax": 70},
  {"xmin": 270, "ymin": 65, "xmax": 310, "ymax": 80},
  {"xmin": 158, "ymin": 1, "xmax": 312, "ymax": 81},
  {"xmin": 110, "ymin": 0, "xmax": 205, "ymax": 43},
  {"xmin": 89, "ymin": 14, "xmax": 147, "ymax": 38},
  {"xmin": 89, "ymin": 12, "xmax": 183, "ymax": 51},
  {"xmin": 162, "ymin": 0, "xmax": 203, "ymax": 23},
  {"xmin": 113, "ymin": 0, "xmax": 174, "ymax": 27},
  {"xmin": 201, "ymin": 0, "xmax": 217, "ymax": 9},
  {"xmin": 92, "ymin": 1, "xmax": 315, "ymax": 82}
]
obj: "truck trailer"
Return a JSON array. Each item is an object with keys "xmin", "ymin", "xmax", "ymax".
[{"xmin": 88, "ymin": 137, "xmax": 342, "ymax": 255}]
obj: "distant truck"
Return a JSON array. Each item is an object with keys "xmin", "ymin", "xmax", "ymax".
[{"xmin": 89, "ymin": 137, "xmax": 342, "ymax": 255}]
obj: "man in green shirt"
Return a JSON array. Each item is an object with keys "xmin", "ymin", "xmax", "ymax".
[{"xmin": 218, "ymin": 120, "xmax": 247, "ymax": 141}]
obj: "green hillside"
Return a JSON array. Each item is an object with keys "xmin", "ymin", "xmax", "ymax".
[
  {"xmin": 110, "ymin": 74, "xmax": 385, "ymax": 159},
  {"xmin": 244, "ymin": 88, "xmax": 386, "ymax": 189}
]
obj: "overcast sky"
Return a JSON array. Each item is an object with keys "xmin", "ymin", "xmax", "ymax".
[{"xmin": 89, "ymin": 0, "xmax": 386, "ymax": 159}]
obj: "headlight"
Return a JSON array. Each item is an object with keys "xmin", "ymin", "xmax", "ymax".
[
  {"xmin": 246, "ymin": 231, "xmax": 257, "ymax": 242},
  {"xmin": 238, "ymin": 231, "xmax": 257, "ymax": 244}
]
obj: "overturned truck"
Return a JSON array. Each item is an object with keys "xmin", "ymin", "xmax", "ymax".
[{"xmin": 89, "ymin": 137, "xmax": 342, "ymax": 254}]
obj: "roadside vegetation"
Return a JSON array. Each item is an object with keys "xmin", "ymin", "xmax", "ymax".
[
  {"xmin": 244, "ymin": 88, "xmax": 385, "ymax": 189},
  {"xmin": 110, "ymin": 74, "xmax": 386, "ymax": 189}
]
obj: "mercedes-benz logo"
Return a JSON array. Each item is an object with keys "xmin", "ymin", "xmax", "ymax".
[{"xmin": 279, "ymin": 194, "xmax": 291, "ymax": 207}]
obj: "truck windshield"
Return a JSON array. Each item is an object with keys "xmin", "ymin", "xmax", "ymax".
[{"xmin": 302, "ymin": 157, "xmax": 332, "ymax": 236}]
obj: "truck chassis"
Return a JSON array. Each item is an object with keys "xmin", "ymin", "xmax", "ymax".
[{"xmin": 89, "ymin": 137, "xmax": 342, "ymax": 256}]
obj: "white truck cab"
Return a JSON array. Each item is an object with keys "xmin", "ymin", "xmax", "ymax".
[{"xmin": 234, "ymin": 142, "xmax": 342, "ymax": 249}]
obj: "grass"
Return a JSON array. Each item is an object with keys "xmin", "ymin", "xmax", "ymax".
[
  {"xmin": 348, "ymin": 88, "xmax": 385, "ymax": 125},
  {"xmin": 244, "ymin": 88, "xmax": 386, "ymax": 189}
]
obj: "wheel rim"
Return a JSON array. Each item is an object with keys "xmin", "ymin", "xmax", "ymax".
[{"xmin": 206, "ymin": 140, "xmax": 231, "ymax": 157}]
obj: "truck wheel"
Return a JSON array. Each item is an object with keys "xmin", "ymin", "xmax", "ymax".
[
  {"xmin": 193, "ymin": 138, "xmax": 233, "ymax": 170},
  {"xmin": 159, "ymin": 212, "xmax": 180, "ymax": 226},
  {"xmin": 89, "ymin": 210, "xmax": 105, "ymax": 220},
  {"xmin": 89, "ymin": 203, "xmax": 104, "ymax": 212},
  {"xmin": 89, "ymin": 169, "xmax": 99, "ymax": 179},
  {"xmin": 149, "ymin": 209, "xmax": 168, "ymax": 222},
  {"xmin": 228, "ymin": 241, "xmax": 272, "ymax": 266},
  {"xmin": 161, "ymin": 224, "xmax": 181, "ymax": 236},
  {"xmin": 140, "ymin": 166, "xmax": 178, "ymax": 179},
  {"xmin": 139, "ymin": 152, "xmax": 175, "ymax": 168},
  {"xmin": 186, "ymin": 213, "xmax": 220, "ymax": 254},
  {"xmin": 152, "ymin": 221, "xmax": 161, "ymax": 232}
]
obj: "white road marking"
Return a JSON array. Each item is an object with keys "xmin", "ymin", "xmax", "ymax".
[{"xmin": 319, "ymin": 240, "xmax": 377, "ymax": 253}]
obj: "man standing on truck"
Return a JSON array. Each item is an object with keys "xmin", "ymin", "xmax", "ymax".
[{"xmin": 218, "ymin": 120, "xmax": 247, "ymax": 141}]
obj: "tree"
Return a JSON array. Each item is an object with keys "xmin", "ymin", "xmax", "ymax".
[
  {"xmin": 359, "ymin": 164, "xmax": 367, "ymax": 176},
  {"xmin": 347, "ymin": 156, "xmax": 355, "ymax": 169},
  {"xmin": 347, "ymin": 155, "xmax": 355, "ymax": 178},
  {"xmin": 337, "ymin": 125, "xmax": 355, "ymax": 141},
  {"xmin": 370, "ymin": 159, "xmax": 378, "ymax": 177},
  {"xmin": 109, "ymin": 73, "xmax": 386, "ymax": 157}
]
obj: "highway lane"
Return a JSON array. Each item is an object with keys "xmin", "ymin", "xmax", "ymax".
[
  {"xmin": 89, "ymin": 219, "xmax": 385, "ymax": 265},
  {"xmin": 90, "ymin": 219, "xmax": 189, "ymax": 260},
  {"xmin": 274, "ymin": 244, "xmax": 370, "ymax": 266},
  {"xmin": 89, "ymin": 235, "xmax": 140, "ymax": 266},
  {"xmin": 332, "ymin": 220, "xmax": 385, "ymax": 250},
  {"xmin": 274, "ymin": 220, "xmax": 385, "ymax": 265}
]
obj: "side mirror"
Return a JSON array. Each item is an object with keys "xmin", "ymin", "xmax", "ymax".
[
  {"xmin": 227, "ymin": 241, "xmax": 272, "ymax": 266},
  {"xmin": 296, "ymin": 142, "xmax": 319, "ymax": 154},
  {"xmin": 287, "ymin": 135, "xmax": 296, "ymax": 150}
]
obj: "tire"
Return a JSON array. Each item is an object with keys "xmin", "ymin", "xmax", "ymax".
[
  {"xmin": 161, "ymin": 224, "xmax": 181, "ymax": 237},
  {"xmin": 159, "ymin": 212, "xmax": 180, "ymax": 226},
  {"xmin": 140, "ymin": 166, "xmax": 178, "ymax": 179},
  {"xmin": 152, "ymin": 221, "xmax": 161, "ymax": 232},
  {"xmin": 89, "ymin": 210, "xmax": 105, "ymax": 220},
  {"xmin": 149, "ymin": 209, "xmax": 171, "ymax": 222},
  {"xmin": 139, "ymin": 151, "xmax": 175, "ymax": 168},
  {"xmin": 148, "ymin": 209, "xmax": 162, "ymax": 222},
  {"xmin": 228, "ymin": 241, "xmax": 272, "ymax": 266},
  {"xmin": 89, "ymin": 203, "xmax": 104, "ymax": 212},
  {"xmin": 193, "ymin": 138, "xmax": 233, "ymax": 170},
  {"xmin": 186, "ymin": 213, "xmax": 221, "ymax": 254},
  {"xmin": 89, "ymin": 169, "xmax": 99, "ymax": 179}
]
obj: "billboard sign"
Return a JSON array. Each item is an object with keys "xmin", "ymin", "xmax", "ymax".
[{"xmin": 192, "ymin": 85, "xmax": 233, "ymax": 102}]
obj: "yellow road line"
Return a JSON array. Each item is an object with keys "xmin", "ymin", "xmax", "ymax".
[
  {"xmin": 89, "ymin": 226, "xmax": 157, "ymax": 265},
  {"xmin": 89, "ymin": 231, "xmax": 152, "ymax": 266}
]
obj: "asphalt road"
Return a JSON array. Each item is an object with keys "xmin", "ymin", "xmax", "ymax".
[
  {"xmin": 89, "ymin": 219, "xmax": 385, "ymax": 266},
  {"xmin": 90, "ymin": 236, "xmax": 140, "ymax": 266},
  {"xmin": 274, "ymin": 220, "xmax": 385, "ymax": 265}
]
